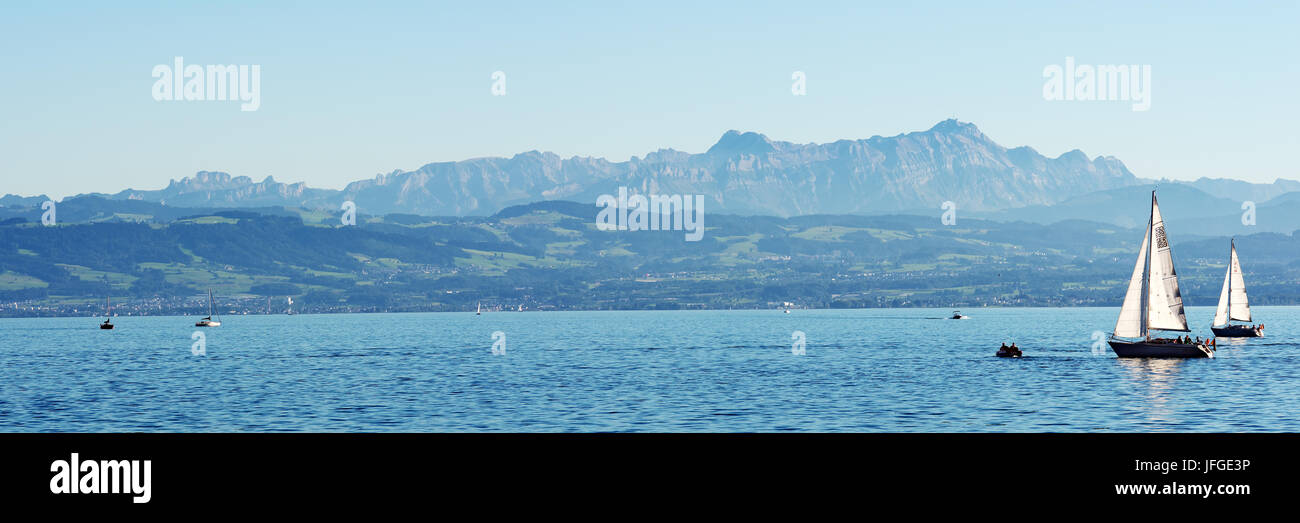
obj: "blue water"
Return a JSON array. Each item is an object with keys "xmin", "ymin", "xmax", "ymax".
[{"xmin": 1, "ymin": 307, "xmax": 1297, "ymax": 432}]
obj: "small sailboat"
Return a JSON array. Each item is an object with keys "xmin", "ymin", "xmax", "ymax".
[
  {"xmin": 195, "ymin": 289, "xmax": 222, "ymax": 327},
  {"xmin": 1211, "ymin": 239, "xmax": 1263, "ymax": 337},
  {"xmin": 476, "ymin": 302, "xmax": 482, "ymax": 316},
  {"xmin": 1107, "ymin": 192, "xmax": 1213, "ymax": 358},
  {"xmin": 99, "ymin": 296, "xmax": 114, "ymax": 330}
]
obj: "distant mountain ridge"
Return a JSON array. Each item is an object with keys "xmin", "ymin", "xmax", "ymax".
[
  {"xmin": 322, "ymin": 119, "xmax": 1145, "ymax": 216},
  {"xmin": 6, "ymin": 120, "xmax": 1144, "ymax": 217},
  {"xmin": 106, "ymin": 172, "xmax": 338, "ymax": 208},
  {"xmin": 4, "ymin": 119, "xmax": 1295, "ymax": 220}
]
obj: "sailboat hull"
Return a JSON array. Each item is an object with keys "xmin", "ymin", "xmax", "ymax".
[
  {"xmin": 1108, "ymin": 339, "xmax": 1213, "ymax": 358},
  {"xmin": 1211, "ymin": 325, "xmax": 1261, "ymax": 338},
  {"xmin": 99, "ymin": 324, "xmax": 114, "ymax": 330}
]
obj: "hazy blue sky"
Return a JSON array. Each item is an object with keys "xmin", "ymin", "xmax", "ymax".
[{"xmin": 2, "ymin": 1, "xmax": 1297, "ymax": 199}]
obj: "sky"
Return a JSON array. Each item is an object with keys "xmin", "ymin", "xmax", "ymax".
[{"xmin": 2, "ymin": 1, "xmax": 1297, "ymax": 199}]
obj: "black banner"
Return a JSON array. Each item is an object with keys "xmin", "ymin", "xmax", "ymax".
[{"xmin": 1, "ymin": 433, "xmax": 1289, "ymax": 510}]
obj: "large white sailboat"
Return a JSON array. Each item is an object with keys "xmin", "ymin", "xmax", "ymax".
[
  {"xmin": 1107, "ymin": 192, "xmax": 1213, "ymax": 358},
  {"xmin": 1211, "ymin": 239, "xmax": 1263, "ymax": 337}
]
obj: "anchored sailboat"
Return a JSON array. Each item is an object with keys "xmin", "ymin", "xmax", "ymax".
[
  {"xmin": 1211, "ymin": 239, "xmax": 1263, "ymax": 337},
  {"xmin": 1107, "ymin": 192, "xmax": 1213, "ymax": 358},
  {"xmin": 195, "ymin": 289, "xmax": 222, "ymax": 327},
  {"xmin": 476, "ymin": 301, "xmax": 481, "ymax": 316},
  {"xmin": 99, "ymin": 296, "xmax": 114, "ymax": 330}
]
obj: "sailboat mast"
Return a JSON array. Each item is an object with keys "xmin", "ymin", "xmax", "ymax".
[
  {"xmin": 1140, "ymin": 192, "xmax": 1154, "ymax": 338},
  {"xmin": 208, "ymin": 289, "xmax": 214, "ymax": 317},
  {"xmin": 1226, "ymin": 239, "xmax": 1234, "ymax": 322}
]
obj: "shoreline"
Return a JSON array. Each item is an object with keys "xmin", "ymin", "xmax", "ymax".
[{"xmin": 3, "ymin": 303, "xmax": 1295, "ymax": 320}]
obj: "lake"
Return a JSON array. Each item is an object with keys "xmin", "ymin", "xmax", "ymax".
[{"xmin": 2, "ymin": 307, "xmax": 1297, "ymax": 432}]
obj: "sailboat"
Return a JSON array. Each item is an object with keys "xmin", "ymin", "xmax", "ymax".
[
  {"xmin": 195, "ymin": 289, "xmax": 222, "ymax": 327},
  {"xmin": 1211, "ymin": 239, "xmax": 1263, "ymax": 337},
  {"xmin": 99, "ymin": 296, "xmax": 114, "ymax": 330},
  {"xmin": 476, "ymin": 302, "xmax": 481, "ymax": 316},
  {"xmin": 1107, "ymin": 192, "xmax": 1213, "ymax": 358}
]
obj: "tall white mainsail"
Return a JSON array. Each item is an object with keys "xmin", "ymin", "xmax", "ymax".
[
  {"xmin": 1214, "ymin": 240, "xmax": 1251, "ymax": 326},
  {"xmin": 1213, "ymin": 265, "xmax": 1231, "ymax": 327},
  {"xmin": 1114, "ymin": 192, "xmax": 1191, "ymax": 338},
  {"xmin": 1114, "ymin": 225, "xmax": 1150, "ymax": 338},
  {"xmin": 1145, "ymin": 195, "xmax": 1190, "ymax": 332},
  {"xmin": 1228, "ymin": 242, "xmax": 1251, "ymax": 322}
]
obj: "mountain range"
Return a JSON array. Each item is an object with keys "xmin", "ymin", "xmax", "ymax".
[{"xmin": 4, "ymin": 120, "xmax": 1298, "ymax": 231}]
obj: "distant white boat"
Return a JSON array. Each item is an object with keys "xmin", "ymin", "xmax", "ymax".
[
  {"xmin": 1107, "ymin": 191, "xmax": 1212, "ymax": 358},
  {"xmin": 476, "ymin": 302, "xmax": 481, "ymax": 316},
  {"xmin": 195, "ymin": 289, "xmax": 222, "ymax": 327},
  {"xmin": 1211, "ymin": 239, "xmax": 1263, "ymax": 338},
  {"xmin": 950, "ymin": 310, "xmax": 968, "ymax": 320}
]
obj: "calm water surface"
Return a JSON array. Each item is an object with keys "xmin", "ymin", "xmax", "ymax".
[{"xmin": 2, "ymin": 307, "xmax": 1297, "ymax": 432}]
